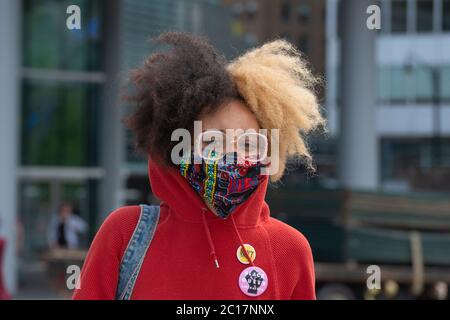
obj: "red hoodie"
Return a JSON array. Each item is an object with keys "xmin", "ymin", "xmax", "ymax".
[{"xmin": 72, "ymin": 160, "xmax": 316, "ymax": 300}]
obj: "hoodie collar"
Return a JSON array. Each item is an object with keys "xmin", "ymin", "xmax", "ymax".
[{"xmin": 148, "ymin": 159, "xmax": 270, "ymax": 227}]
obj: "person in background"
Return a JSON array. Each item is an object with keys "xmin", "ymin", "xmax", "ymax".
[{"xmin": 48, "ymin": 203, "xmax": 88, "ymax": 250}]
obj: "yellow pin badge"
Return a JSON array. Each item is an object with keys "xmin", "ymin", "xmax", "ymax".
[{"xmin": 236, "ymin": 244, "xmax": 256, "ymax": 264}]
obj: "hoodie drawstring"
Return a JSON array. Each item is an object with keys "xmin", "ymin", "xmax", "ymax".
[
  {"xmin": 202, "ymin": 208, "xmax": 220, "ymax": 269},
  {"xmin": 202, "ymin": 208, "xmax": 256, "ymax": 269},
  {"xmin": 231, "ymin": 215, "xmax": 256, "ymax": 267}
]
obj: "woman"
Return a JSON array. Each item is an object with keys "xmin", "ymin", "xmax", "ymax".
[
  {"xmin": 48, "ymin": 203, "xmax": 88, "ymax": 250},
  {"xmin": 73, "ymin": 32, "xmax": 325, "ymax": 300}
]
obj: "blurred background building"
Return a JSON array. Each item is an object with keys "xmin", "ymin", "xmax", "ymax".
[
  {"xmin": 223, "ymin": 0, "xmax": 326, "ymax": 75},
  {"xmin": 0, "ymin": 0, "xmax": 328, "ymax": 296},
  {"xmin": 327, "ymin": 0, "xmax": 450, "ymax": 192},
  {"xmin": 0, "ymin": 0, "xmax": 449, "ymax": 299},
  {"xmin": 0, "ymin": 0, "xmax": 249, "ymax": 297}
]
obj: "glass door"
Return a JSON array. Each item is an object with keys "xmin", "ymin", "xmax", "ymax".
[{"xmin": 19, "ymin": 180, "xmax": 95, "ymax": 259}]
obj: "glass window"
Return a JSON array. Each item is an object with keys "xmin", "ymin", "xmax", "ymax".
[
  {"xmin": 244, "ymin": 33, "xmax": 258, "ymax": 46},
  {"xmin": 21, "ymin": 80, "xmax": 100, "ymax": 166},
  {"xmin": 381, "ymin": 139, "xmax": 422, "ymax": 181},
  {"xmin": 298, "ymin": 35, "xmax": 309, "ymax": 55},
  {"xmin": 415, "ymin": 66, "xmax": 434, "ymax": 101},
  {"xmin": 18, "ymin": 182, "xmax": 51, "ymax": 258},
  {"xmin": 126, "ymin": 127, "xmax": 146, "ymax": 163},
  {"xmin": 378, "ymin": 67, "xmax": 391, "ymax": 102},
  {"xmin": 23, "ymin": 0, "xmax": 103, "ymax": 71},
  {"xmin": 18, "ymin": 180, "xmax": 94, "ymax": 259},
  {"xmin": 297, "ymin": 3, "xmax": 310, "ymax": 24},
  {"xmin": 231, "ymin": 2, "xmax": 244, "ymax": 17},
  {"xmin": 382, "ymin": 138, "xmax": 450, "ymax": 191},
  {"xmin": 442, "ymin": 140, "xmax": 450, "ymax": 166},
  {"xmin": 416, "ymin": 0, "xmax": 433, "ymax": 32},
  {"xmin": 441, "ymin": 66, "xmax": 450, "ymax": 100},
  {"xmin": 61, "ymin": 182, "xmax": 93, "ymax": 243},
  {"xmin": 379, "ymin": 66, "xmax": 446, "ymax": 103},
  {"xmin": 390, "ymin": 67, "xmax": 415, "ymax": 102},
  {"xmin": 246, "ymin": 1, "xmax": 258, "ymax": 19},
  {"xmin": 391, "ymin": 0, "xmax": 407, "ymax": 33},
  {"xmin": 281, "ymin": 33, "xmax": 292, "ymax": 42},
  {"xmin": 444, "ymin": 0, "xmax": 450, "ymax": 31},
  {"xmin": 125, "ymin": 176, "xmax": 154, "ymax": 205},
  {"xmin": 281, "ymin": 2, "xmax": 291, "ymax": 22}
]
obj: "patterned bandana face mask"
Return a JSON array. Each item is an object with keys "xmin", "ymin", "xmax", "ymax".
[{"xmin": 179, "ymin": 151, "xmax": 268, "ymax": 219}]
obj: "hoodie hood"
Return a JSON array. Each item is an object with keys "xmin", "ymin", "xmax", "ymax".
[
  {"xmin": 73, "ymin": 158, "xmax": 316, "ymax": 299},
  {"xmin": 148, "ymin": 159, "xmax": 271, "ymax": 227}
]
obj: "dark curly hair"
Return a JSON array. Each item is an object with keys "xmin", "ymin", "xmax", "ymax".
[{"xmin": 124, "ymin": 31, "xmax": 239, "ymax": 165}]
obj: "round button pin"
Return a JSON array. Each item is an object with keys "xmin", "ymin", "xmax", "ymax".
[
  {"xmin": 236, "ymin": 244, "xmax": 256, "ymax": 264},
  {"xmin": 238, "ymin": 266, "xmax": 268, "ymax": 297}
]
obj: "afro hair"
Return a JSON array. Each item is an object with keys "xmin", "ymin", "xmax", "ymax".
[
  {"xmin": 125, "ymin": 32, "xmax": 326, "ymax": 182},
  {"xmin": 124, "ymin": 31, "xmax": 239, "ymax": 166},
  {"xmin": 227, "ymin": 39, "xmax": 326, "ymax": 181}
]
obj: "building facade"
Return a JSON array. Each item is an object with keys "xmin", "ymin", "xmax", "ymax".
[
  {"xmin": 326, "ymin": 0, "xmax": 450, "ymax": 191},
  {"xmin": 0, "ymin": 0, "xmax": 239, "ymax": 295},
  {"xmin": 222, "ymin": 0, "xmax": 326, "ymax": 77}
]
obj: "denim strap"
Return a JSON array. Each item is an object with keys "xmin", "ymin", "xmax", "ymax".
[{"xmin": 115, "ymin": 204, "xmax": 160, "ymax": 300}]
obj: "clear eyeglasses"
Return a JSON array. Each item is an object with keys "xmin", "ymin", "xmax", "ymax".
[{"xmin": 194, "ymin": 129, "xmax": 268, "ymax": 163}]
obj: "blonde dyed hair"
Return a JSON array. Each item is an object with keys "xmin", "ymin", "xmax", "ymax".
[{"xmin": 227, "ymin": 39, "xmax": 326, "ymax": 182}]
